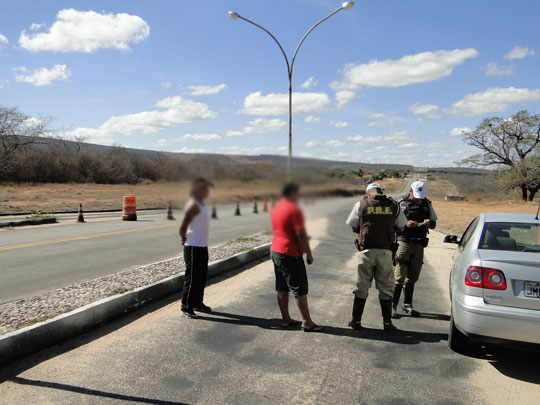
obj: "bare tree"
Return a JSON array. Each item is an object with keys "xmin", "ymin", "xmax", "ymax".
[
  {"xmin": 462, "ymin": 110, "xmax": 540, "ymax": 201},
  {"xmin": 0, "ymin": 106, "xmax": 53, "ymax": 177}
]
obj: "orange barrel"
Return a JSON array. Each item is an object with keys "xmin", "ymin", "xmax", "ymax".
[{"xmin": 122, "ymin": 195, "xmax": 137, "ymax": 221}]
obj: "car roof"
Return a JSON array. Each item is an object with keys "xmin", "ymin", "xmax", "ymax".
[{"xmin": 480, "ymin": 212, "xmax": 540, "ymax": 223}]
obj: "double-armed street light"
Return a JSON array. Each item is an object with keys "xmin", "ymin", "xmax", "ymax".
[{"xmin": 228, "ymin": 2, "xmax": 355, "ymax": 178}]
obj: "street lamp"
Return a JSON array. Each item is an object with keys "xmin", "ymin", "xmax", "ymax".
[{"xmin": 228, "ymin": 2, "xmax": 354, "ymax": 178}]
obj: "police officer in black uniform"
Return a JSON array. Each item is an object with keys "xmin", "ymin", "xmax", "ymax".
[{"xmin": 392, "ymin": 181, "xmax": 437, "ymax": 318}]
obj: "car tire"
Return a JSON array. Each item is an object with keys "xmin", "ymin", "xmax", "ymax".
[{"xmin": 448, "ymin": 313, "xmax": 470, "ymax": 353}]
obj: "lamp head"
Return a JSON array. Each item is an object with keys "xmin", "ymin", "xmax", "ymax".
[
  {"xmin": 342, "ymin": 2, "xmax": 355, "ymax": 10},
  {"xmin": 228, "ymin": 11, "xmax": 240, "ymax": 20}
]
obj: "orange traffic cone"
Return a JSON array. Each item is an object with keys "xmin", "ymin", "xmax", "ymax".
[
  {"xmin": 77, "ymin": 204, "xmax": 85, "ymax": 223},
  {"xmin": 262, "ymin": 198, "xmax": 268, "ymax": 213},
  {"xmin": 166, "ymin": 201, "xmax": 175, "ymax": 220}
]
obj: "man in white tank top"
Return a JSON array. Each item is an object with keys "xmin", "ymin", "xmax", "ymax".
[{"xmin": 179, "ymin": 178, "xmax": 213, "ymax": 319}]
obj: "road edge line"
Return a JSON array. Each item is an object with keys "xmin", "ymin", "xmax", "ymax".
[{"xmin": 0, "ymin": 243, "xmax": 271, "ymax": 366}]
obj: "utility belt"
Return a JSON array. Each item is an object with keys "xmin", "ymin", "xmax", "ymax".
[
  {"xmin": 354, "ymin": 240, "xmax": 399, "ymax": 259},
  {"xmin": 397, "ymin": 237, "xmax": 429, "ymax": 248}
]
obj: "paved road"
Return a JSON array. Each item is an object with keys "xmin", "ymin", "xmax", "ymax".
[
  {"xmin": 2, "ymin": 195, "xmax": 538, "ymax": 404},
  {"xmin": 0, "ymin": 178, "xmax": 415, "ymax": 304}
]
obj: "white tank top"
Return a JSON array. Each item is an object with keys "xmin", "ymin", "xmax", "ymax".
[{"xmin": 185, "ymin": 199, "xmax": 209, "ymax": 247}]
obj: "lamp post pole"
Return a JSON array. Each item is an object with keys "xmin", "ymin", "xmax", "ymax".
[{"xmin": 229, "ymin": 2, "xmax": 354, "ymax": 179}]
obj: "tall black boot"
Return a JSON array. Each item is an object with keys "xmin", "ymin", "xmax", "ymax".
[
  {"xmin": 403, "ymin": 282, "xmax": 420, "ymax": 317},
  {"xmin": 392, "ymin": 284, "xmax": 403, "ymax": 319},
  {"xmin": 380, "ymin": 298, "xmax": 397, "ymax": 332},
  {"xmin": 348, "ymin": 296, "xmax": 366, "ymax": 330}
]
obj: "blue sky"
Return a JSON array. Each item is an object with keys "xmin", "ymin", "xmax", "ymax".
[{"xmin": 1, "ymin": 0, "xmax": 539, "ymax": 167}]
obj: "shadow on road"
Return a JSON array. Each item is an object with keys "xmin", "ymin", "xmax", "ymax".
[
  {"xmin": 199, "ymin": 311, "xmax": 448, "ymax": 345},
  {"xmin": 9, "ymin": 377, "xmax": 187, "ymax": 405},
  {"xmin": 463, "ymin": 345, "xmax": 540, "ymax": 385}
]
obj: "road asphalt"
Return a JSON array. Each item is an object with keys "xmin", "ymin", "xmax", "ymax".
[{"xmin": 1, "ymin": 195, "xmax": 538, "ymax": 404}]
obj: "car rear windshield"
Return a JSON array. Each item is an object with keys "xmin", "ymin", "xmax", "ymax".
[{"xmin": 479, "ymin": 222, "xmax": 540, "ymax": 253}]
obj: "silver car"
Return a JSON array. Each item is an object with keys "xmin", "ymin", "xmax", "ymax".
[{"xmin": 444, "ymin": 212, "xmax": 540, "ymax": 352}]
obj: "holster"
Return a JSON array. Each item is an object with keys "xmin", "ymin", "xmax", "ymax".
[{"xmin": 422, "ymin": 238, "xmax": 429, "ymax": 248}]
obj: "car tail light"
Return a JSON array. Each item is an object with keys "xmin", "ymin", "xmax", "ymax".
[{"xmin": 465, "ymin": 266, "xmax": 507, "ymax": 290}]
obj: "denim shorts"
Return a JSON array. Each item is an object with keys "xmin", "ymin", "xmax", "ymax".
[{"xmin": 270, "ymin": 251, "xmax": 308, "ymax": 297}]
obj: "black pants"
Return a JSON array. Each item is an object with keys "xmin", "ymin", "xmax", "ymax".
[{"xmin": 182, "ymin": 246, "xmax": 209, "ymax": 310}]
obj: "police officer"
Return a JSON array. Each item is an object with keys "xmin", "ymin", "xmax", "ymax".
[
  {"xmin": 392, "ymin": 181, "xmax": 437, "ymax": 318},
  {"xmin": 346, "ymin": 183, "xmax": 407, "ymax": 332}
]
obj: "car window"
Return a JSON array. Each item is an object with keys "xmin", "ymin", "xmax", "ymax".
[
  {"xmin": 479, "ymin": 222, "xmax": 540, "ymax": 252},
  {"xmin": 460, "ymin": 217, "xmax": 479, "ymax": 248}
]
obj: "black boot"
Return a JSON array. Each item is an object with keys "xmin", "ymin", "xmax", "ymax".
[
  {"xmin": 348, "ymin": 296, "xmax": 366, "ymax": 330},
  {"xmin": 403, "ymin": 282, "xmax": 420, "ymax": 317},
  {"xmin": 392, "ymin": 284, "xmax": 403, "ymax": 319},
  {"xmin": 380, "ymin": 298, "xmax": 397, "ymax": 332}
]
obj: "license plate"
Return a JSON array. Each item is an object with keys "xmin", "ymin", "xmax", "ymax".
[{"xmin": 524, "ymin": 282, "xmax": 540, "ymax": 298}]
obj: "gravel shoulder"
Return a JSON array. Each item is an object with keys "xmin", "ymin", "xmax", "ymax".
[{"xmin": 0, "ymin": 233, "xmax": 271, "ymax": 335}]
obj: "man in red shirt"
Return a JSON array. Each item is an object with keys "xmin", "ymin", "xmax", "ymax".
[{"xmin": 270, "ymin": 182, "xmax": 323, "ymax": 332}]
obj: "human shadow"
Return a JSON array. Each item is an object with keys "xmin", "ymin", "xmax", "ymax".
[
  {"xmin": 393, "ymin": 312, "xmax": 451, "ymax": 321},
  {"xmin": 461, "ymin": 344, "xmax": 540, "ymax": 385},
  {"xmin": 198, "ymin": 311, "xmax": 448, "ymax": 345},
  {"xmin": 10, "ymin": 377, "xmax": 187, "ymax": 404}
]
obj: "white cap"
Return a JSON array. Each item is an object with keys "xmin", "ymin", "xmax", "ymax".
[
  {"xmin": 411, "ymin": 181, "xmax": 426, "ymax": 199},
  {"xmin": 366, "ymin": 183, "xmax": 383, "ymax": 193}
]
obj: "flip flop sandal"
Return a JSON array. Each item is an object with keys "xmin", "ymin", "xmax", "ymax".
[
  {"xmin": 302, "ymin": 324, "xmax": 324, "ymax": 333},
  {"xmin": 281, "ymin": 320, "xmax": 301, "ymax": 328}
]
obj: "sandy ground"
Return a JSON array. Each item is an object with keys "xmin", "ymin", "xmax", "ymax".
[
  {"xmin": 0, "ymin": 178, "xmax": 404, "ymax": 214},
  {"xmin": 432, "ymin": 199, "xmax": 539, "ymax": 235}
]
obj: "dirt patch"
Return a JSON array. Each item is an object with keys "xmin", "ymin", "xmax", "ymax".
[{"xmin": 432, "ymin": 200, "xmax": 538, "ymax": 235}]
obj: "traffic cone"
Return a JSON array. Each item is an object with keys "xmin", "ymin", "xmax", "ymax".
[
  {"xmin": 234, "ymin": 203, "xmax": 241, "ymax": 216},
  {"xmin": 253, "ymin": 200, "xmax": 258, "ymax": 214},
  {"xmin": 166, "ymin": 201, "xmax": 175, "ymax": 220},
  {"xmin": 262, "ymin": 198, "xmax": 268, "ymax": 213},
  {"xmin": 77, "ymin": 204, "xmax": 85, "ymax": 223},
  {"xmin": 211, "ymin": 204, "xmax": 217, "ymax": 219}
]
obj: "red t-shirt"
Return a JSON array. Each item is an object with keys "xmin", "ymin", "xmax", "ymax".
[{"xmin": 270, "ymin": 199, "xmax": 305, "ymax": 257}]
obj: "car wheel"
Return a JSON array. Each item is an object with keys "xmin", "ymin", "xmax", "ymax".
[{"xmin": 448, "ymin": 313, "xmax": 470, "ymax": 353}]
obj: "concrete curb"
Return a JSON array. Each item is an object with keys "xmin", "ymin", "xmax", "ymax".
[
  {"xmin": 0, "ymin": 243, "xmax": 270, "ymax": 365},
  {"xmin": 0, "ymin": 217, "xmax": 57, "ymax": 228}
]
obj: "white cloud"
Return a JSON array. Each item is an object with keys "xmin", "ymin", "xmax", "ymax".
[
  {"xmin": 330, "ymin": 120, "xmax": 349, "ymax": 128},
  {"xmin": 481, "ymin": 62, "xmax": 514, "ymax": 77},
  {"xmin": 305, "ymin": 141, "xmax": 320, "ymax": 148},
  {"xmin": 326, "ymin": 139, "xmax": 345, "ymax": 147},
  {"xmin": 332, "ymin": 48, "xmax": 478, "ymax": 90},
  {"xmin": 161, "ymin": 81, "xmax": 172, "ymax": 89},
  {"xmin": 407, "ymin": 102, "xmax": 441, "ymax": 120},
  {"xmin": 347, "ymin": 130, "xmax": 410, "ymax": 145},
  {"xmin": 446, "ymin": 87, "xmax": 540, "ymax": 117},
  {"xmin": 226, "ymin": 130, "xmax": 244, "ymax": 137},
  {"xmin": 305, "ymin": 115, "xmax": 321, "ymax": 124},
  {"xmin": 68, "ymin": 96, "xmax": 217, "ymax": 144},
  {"xmin": 0, "ymin": 34, "xmax": 8, "ymax": 46},
  {"xmin": 243, "ymin": 118, "xmax": 286, "ymax": 134},
  {"xmin": 0, "ymin": 79, "xmax": 8, "ymax": 88},
  {"xmin": 187, "ymin": 83, "xmax": 227, "ymax": 96},
  {"xmin": 176, "ymin": 147, "xmax": 206, "ymax": 154},
  {"xmin": 449, "ymin": 127, "xmax": 472, "ymax": 137},
  {"xmin": 19, "ymin": 9, "xmax": 150, "ymax": 53},
  {"xmin": 156, "ymin": 138, "xmax": 169, "ymax": 148},
  {"xmin": 335, "ymin": 90, "xmax": 356, "ymax": 107},
  {"xmin": 504, "ymin": 46, "xmax": 534, "ymax": 60},
  {"xmin": 300, "ymin": 76, "xmax": 318, "ymax": 89},
  {"xmin": 29, "ymin": 23, "xmax": 43, "ymax": 31},
  {"xmin": 367, "ymin": 118, "xmax": 398, "ymax": 127},
  {"xmin": 239, "ymin": 91, "xmax": 331, "ymax": 115},
  {"xmin": 218, "ymin": 145, "xmax": 287, "ymax": 155},
  {"xmin": 14, "ymin": 64, "xmax": 71, "ymax": 86},
  {"xmin": 370, "ymin": 113, "xmax": 386, "ymax": 119},
  {"xmin": 182, "ymin": 133, "xmax": 220, "ymax": 141}
]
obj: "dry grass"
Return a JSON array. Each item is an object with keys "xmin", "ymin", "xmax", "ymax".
[
  {"xmin": 0, "ymin": 179, "xmax": 404, "ymax": 214},
  {"xmin": 432, "ymin": 200, "xmax": 538, "ymax": 235}
]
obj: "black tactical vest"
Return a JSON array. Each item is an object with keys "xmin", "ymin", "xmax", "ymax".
[
  {"xmin": 357, "ymin": 195, "xmax": 397, "ymax": 250},
  {"xmin": 397, "ymin": 197, "xmax": 431, "ymax": 241}
]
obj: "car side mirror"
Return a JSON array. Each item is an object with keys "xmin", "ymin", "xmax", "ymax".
[{"xmin": 443, "ymin": 235, "xmax": 459, "ymax": 244}]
